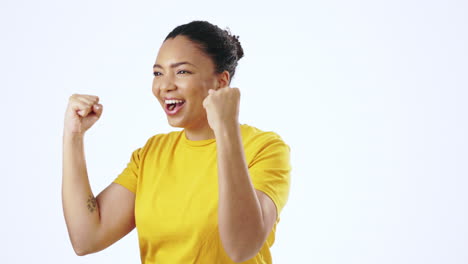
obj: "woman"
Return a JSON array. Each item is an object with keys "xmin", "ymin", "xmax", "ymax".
[{"xmin": 62, "ymin": 20, "xmax": 291, "ymax": 264}]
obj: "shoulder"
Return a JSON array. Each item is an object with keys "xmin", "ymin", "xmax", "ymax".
[
  {"xmin": 240, "ymin": 123, "xmax": 290, "ymax": 152},
  {"xmin": 241, "ymin": 123, "xmax": 288, "ymax": 144},
  {"xmin": 242, "ymin": 124, "xmax": 291, "ymax": 175},
  {"xmin": 140, "ymin": 130, "xmax": 184, "ymax": 151}
]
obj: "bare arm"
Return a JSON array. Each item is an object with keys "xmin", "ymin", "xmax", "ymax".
[
  {"xmin": 62, "ymin": 94, "xmax": 136, "ymax": 256},
  {"xmin": 62, "ymin": 133, "xmax": 136, "ymax": 255},
  {"xmin": 203, "ymin": 86, "xmax": 277, "ymax": 263},
  {"xmin": 215, "ymin": 124, "xmax": 277, "ymax": 263}
]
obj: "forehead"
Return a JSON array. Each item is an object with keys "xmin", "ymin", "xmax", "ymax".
[{"xmin": 155, "ymin": 35, "xmax": 210, "ymax": 66}]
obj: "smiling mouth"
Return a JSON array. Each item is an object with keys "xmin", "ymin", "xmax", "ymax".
[{"xmin": 165, "ymin": 99, "xmax": 186, "ymax": 111}]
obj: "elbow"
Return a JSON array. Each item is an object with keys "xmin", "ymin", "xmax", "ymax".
[
  {"xmin": 226, "ymin": 250, "xmax": 243, "ymax": 263},
  {"xmin": 225, "ymin": 236, "xmax": 265, "ymax": 263},
  {"xmin": 74, "ymin": 249, "xmax": 88, "ymax": 257},
  {"xmin": 70, "ymin": 237, "xmax": 95, "ymax": 256},
  {"xmin": 72, "ymin": 244, "xmax": 91, "ymax": 256},
  {"xmin": 230, "ymin": 253, "xmax": 249, "ymax": 263},
  {"xmin": 228, "ymin": 249, "xmax": 260, "ymax": 263},
  {"xmin": 220, "ymin": 220, "xmax": 267, "ymax": 263},
  {"xmin": 64, "ymin": 219, "xmax": 101, "ymax": 256}
]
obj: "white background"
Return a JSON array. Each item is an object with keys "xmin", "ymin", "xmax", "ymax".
[{"xmin": 1, "ymin": 0, "xmax": 467, "ymax": 263}]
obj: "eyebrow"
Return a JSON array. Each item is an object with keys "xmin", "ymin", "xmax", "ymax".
[{"xmin": 153, "ymin": 61, "xmax": 197, "ymax": 69}]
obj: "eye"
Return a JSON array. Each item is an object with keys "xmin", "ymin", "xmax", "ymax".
[
  {"xmin": 177, "ymin": 70, "xmax": 191, "ymax": 74},
  {"xmin": 153, "ymin": 71, "xmax": 162, "ymax": 77}
]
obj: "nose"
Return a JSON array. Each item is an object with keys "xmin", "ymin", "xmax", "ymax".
[{"xmin": 158, "ymin": 76, "xmax": 177, "ymax": 94}]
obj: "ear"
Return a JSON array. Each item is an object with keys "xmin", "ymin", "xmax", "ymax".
[{"xmin": 216, "ymin": 70, "xmax": 230, "ymax": 89}]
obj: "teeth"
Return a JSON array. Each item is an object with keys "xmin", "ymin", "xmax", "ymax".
[{"xmin": 165, "ymin": 99, "xmax": 185, "ymax": 104}]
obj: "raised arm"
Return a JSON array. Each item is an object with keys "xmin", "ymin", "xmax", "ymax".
[{"xmin": 62, "ymin": 94, "xmax": 136, "ymax": 255}]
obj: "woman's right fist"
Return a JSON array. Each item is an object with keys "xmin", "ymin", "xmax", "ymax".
[{"xmin": 64, "ymin": 94, "xmax": 103, "ymax": 136}]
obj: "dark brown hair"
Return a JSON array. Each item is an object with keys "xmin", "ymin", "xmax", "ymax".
[{"xmin": 165, "ymin": 20, "xmax": 244, "ymax": 83}]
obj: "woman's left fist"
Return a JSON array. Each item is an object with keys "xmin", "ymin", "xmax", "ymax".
[{"xmin": 202, "ymin": 86, "xmax": 240, "ymax": 132}]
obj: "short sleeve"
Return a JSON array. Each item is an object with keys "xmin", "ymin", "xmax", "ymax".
[
  {"xmin": 113, "ymin": 147, "xmax": 142, "ymax": 194},
  {"xmin": 249, "ymin": 135, "xmax": 291, "ymax": 220}
]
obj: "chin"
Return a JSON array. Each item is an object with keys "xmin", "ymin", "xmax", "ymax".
[{"xmin": 167, "ymin": 118, "xmax": 186, "ymax": 128}]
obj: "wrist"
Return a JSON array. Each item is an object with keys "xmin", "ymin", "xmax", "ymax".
[
  {"xmin": 213, "ymin": 121, "xmax": 240, "ymax": 138},
  {"xmin": 63, "ymin": 131, "xmax": 85, "ymax": 141}
]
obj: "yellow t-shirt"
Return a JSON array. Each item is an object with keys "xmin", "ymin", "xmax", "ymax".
[{"xmin": 113, "ymin": 123, "xmax": 291, "ymax": 264}]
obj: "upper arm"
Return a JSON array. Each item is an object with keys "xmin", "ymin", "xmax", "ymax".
[
  {"xmin": 249, "ymin": 135, "xmax": 291, "ymax": 220},
  {"xmin": 90, "ymin": 183, "xmax": 136, "ymax": 253}
]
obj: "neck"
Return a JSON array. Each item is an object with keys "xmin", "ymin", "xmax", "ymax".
[{"xmin": 184, "ymin": 122, "xmax": 215, "ymax": 141}]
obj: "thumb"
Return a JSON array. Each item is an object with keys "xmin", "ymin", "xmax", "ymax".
[{"xmin": 93, "ymin": 104, "xmax": 103, "ymax": 118}]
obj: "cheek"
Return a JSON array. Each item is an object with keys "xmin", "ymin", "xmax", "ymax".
[
  {"xmin": 152, "ymin": 79, "xmax": 160, "ymax": 94},
  {"xmin": 197, "ymin": 76, "xmax": 216, "ymax": 94},
  {"xmin": 176, "ymin": 78, "xmax": 206, "ymax": 99}
]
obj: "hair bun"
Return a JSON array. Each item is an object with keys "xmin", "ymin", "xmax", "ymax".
[
  {"xmin": 230, "ymin": 34, "xmax": 244, "ymax": 60},
  {"xmin": 224, "ymin": 28, "xmax": 244, "ymax": 61},
  {"xmin": 166, "ymin": 21, "xmax": 244, "ymax": 82}
]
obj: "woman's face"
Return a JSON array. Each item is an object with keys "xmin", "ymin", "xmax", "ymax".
[{"xmin": 152, "ymin": 35, "xmax": 226, "ymax": 129}]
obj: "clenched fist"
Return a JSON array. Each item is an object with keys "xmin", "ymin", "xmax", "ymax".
[
  {"xmin": 202, "ymin": 86, "xmax": 240, "ymax": 132},
  {"xmin": 64, "ymin": 94, "xmax": 103, "ymax": 136}
]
